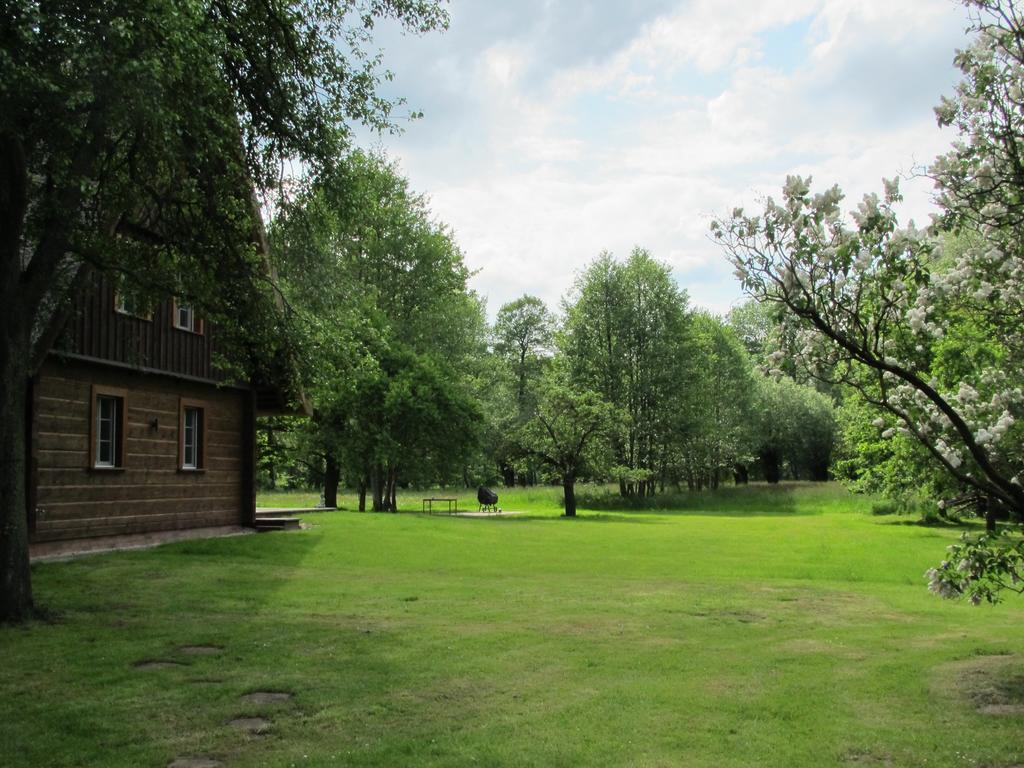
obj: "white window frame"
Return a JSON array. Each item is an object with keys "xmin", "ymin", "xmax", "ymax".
[
  {"xmin": 175, "ymin": 302, "xmax": 195, "ymax": 332},
  {"xmin": 114, "ymin": 288, "xmax": 152, "ymax": 320},
  {"xmin": 183, "ymin": 407, "xmax": 200, "ymax": 469},
  {"xmin": 179, "ymin": 399, "xmax": 206, "ymax": 471},
  {"xmin": 96, "ymin": 395, "xmax": 118, "ymax": 468},
  {"xmin": 90, "ymin": 385, "xmax": 127, "ymax": 470}
]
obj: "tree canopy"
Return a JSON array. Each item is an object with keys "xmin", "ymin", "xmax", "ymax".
[
  {"xmin": 0, "ymin": 0, "xmax": 448, "ymax": 621},
  {"xmin": 560, "ymin": 248, "xmax": 693, "ymax": 497},
  {"xmin": 515, "ymin": 369, "xmax": 620, "ymax": 517},
  {"xmin": 268, "ymin": 150, "xmax": 484, "ymax": 510}
]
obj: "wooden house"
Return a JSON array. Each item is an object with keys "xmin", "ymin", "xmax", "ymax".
[{"xmin": 26, "ymin": 273, "xmax": 290, "ymax": 554}]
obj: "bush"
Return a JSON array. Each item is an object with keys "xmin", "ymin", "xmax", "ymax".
[
  {"xmin": 871, "ymin": 500, "xmax": 899, "ymax": 516},
  {"xmin": 919, "ymin": 506, "xmax": 948, "ymax": 526}
]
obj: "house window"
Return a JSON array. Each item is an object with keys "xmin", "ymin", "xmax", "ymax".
[
  {"xmin": 114, "ymin": 283, "xmax": 152, "ymax": 319},
  {"xmin": 172, "ymin": 299, "xmax": 203, "ymax": 334},
  {"xmin": 90, "ymin": 386, "xmax": 126, "ymax": 469},
  {"xmin": 175, "ymin": 302, "xmax": 195, "ymax": 332},
  {"xmin": 179, "ymin": 400, "xmax": 206, "ymax": 470}
]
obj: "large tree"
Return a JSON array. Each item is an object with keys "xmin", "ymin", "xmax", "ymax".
[
  {"xmin": 269, "ymin": 150, "xmax": 485, "ymax": 511},
  {"xmin": 713, "ymin": 0, "xmax": 1024, "ymax": 602},
  {"xmin": 750, "ymin": 375, "xmax": 836, "ymax": 484},
  {"xmin": 0, "ymin": 1, "xmax": 448, "ymax": 620},
  {"xmin": 490, "ymin": 294, "xmax": 554, "ymax": 485},
  {"xmin": 516, "ymin": 370, "xmax": 619, "ymax": 517},
  {"xmin": 493, "ymin": 295, "xmax": 554, "ymax": 418},
  {"xmin": 726, "ymin": 300, "xmax": 775, "ymax": 363},
  {"xmin": 674, "ymin": 313, "xmax": 756, "ymax": 490},
  {"xmin": 561, "ymin": 248, "xmax": 692, "ymax": 496}
]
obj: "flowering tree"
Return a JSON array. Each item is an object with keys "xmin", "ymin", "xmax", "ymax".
[{"xmin": 712, "ymin": 0, "xmax": 1024, "ymax": 602}]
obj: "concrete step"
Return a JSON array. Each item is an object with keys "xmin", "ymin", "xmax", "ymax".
[
  {"xmin": 254, "ymin": 517, "xmax": 301, "ymax": 532},
  {"xmin": 255, "ymin": 507, "xmax": 334, "ymax": 518}
]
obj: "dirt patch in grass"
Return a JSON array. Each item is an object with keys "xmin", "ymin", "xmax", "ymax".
[
  {"xmin": 978, "ymin": 703, "xmax": 1024, "ymax": 715},
  {"xmin": 228, "ymin": 716, "xmax": 271, "ymax": 734},
  {"xmin": 685, "ymin": 608, "xmax": 767, "ymax": 625},
  {"xmin": 135, "ymin": 659, "xmax": 185, "ymax": 670},
  {"xmin": 774, "ymin": 637, "xmax": 868, "ymax": 662},
  {"xmin": 842, "ymin": 748, "xmax": 894, "ymax": 765},
  {"xmin": 242, "ymin": 691, "xmax": 293, "ymax": 704},
  {"xmin": 385, "ymin": 677, "xmax": 495, "ymax": 720},
  {"xmin": 777, "ymin": 637, "xmax": 840, "ymax": 654},
  {"xmin": 178, "ymin": 645, "xmax": 223, "ymax": 655},
  {"xmin": 763, "ymin": 588, "xmax": 894, "ymax": 617},
  {"xmin": 543, "ymin": 618, "xmax": 634, "ymax": 637},
  {"xmin": 935, "ymin": 654, "xmax": 1024, "ymax": 716},
  {"xmin": 702, "ymin": 676, "xmax": 765, "ymax": 699},
  {"xmin": 168, "ymin": 758, "xmax": 222, "ymax": 768}
]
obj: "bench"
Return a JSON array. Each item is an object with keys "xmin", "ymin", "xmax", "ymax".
[{"xmin": 422, "ymin": 497, "xmax": 458, "ymax": 514}]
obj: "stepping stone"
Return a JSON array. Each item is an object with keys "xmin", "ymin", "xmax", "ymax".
[
  {"xmin": 135, "ymin": 660, "xmax": 184, "ymax": 670},
  {"xmin": 178, "ymin": 645, "xmax": 223, "ymax": 655},
  {"xmin": 979, "ymin": 703, "xmax": 1024, "ymax": 715},
  {"xmin": 241, "ymin": 691, "xmax": 293, "ymax": 704},
  {"xmin": 228, "ymin": 716, "xmax": 271, "ymax": 734},
  {"xmin": 168, "ymin": 759, "xmax": 222, "ymax": 768}
]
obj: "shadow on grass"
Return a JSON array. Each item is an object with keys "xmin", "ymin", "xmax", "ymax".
[
  {"xmin": 572, "ymin": 484, "xmax": 811, "ymax": 518},
  {"xmin": 486, "ymin": 512, "xmax": 665, "ymax": 524},
  {"xmin": 96, "ymin": 526, "xmax": 327, "ymax": 612},
  {"xmin": 879, "ymin": 518, "xmax": 977, "ymax": 529},
  {"xmin": 877, "ymin": 517, "xmax": 990, "ymax": 534},
  {"xmin": 14, "ymin": 529, "xmax": 325, "ymax": 648},
  {"xmin": 454, "ymin": 483, "xmax": 846, "ymax": 520}
]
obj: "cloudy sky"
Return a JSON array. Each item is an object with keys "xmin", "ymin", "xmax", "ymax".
[{"xmin": 355, "ymin": 0, "xmax": 972, "ymax": 318}]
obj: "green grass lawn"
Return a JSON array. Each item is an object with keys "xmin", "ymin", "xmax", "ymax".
[{"xmin": 4, "ymin": 483, "xmax": 1024, "ymax": 767}]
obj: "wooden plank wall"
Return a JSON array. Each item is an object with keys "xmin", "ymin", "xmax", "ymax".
[
  {"xmin": 59, "ymin": 273, "xmax": 215, "ymax": 380},
  {"xmin": 31, "ymin": 357, "xmax": 249, "ymax": 543}
]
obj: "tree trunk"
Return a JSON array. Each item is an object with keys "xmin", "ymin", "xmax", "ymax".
[
  {"xmin": 809, "ymin": 458, "xmax": 830, "ymax": 482},
  {"xmin": 517, "ymin": 357, "xmax": 527, "ymax": 419},
  {"xmin": 0, "ymin": 131, "xmax": 34, "ymax": 621},
  {"xmin": 358, "ymin": 477, "xmax": 367, "ymax": 512},
  {"xmin": 733, "ymin": 463, "xmax": 749, "ymax": 485},
  {"xmin": 761, "ymin": 450, "xmax": 781, "ymax": 484},
  {"xmin": 371, "ymin": 464, "xmax": 384, "ymax": 512},
  {"xmin": 267, "ymin": 427, "xmax": 278, "ymax": 489},
  {"xmin": 323, "ymin": 454, "xmax": 340, "ymax": 508},
  {"xmin": 981, "ymin": 496, "xmax": 997, "ymax": 533},
  {"xmin": 563, "ymin": 474, "xmax": 577, "ymax": 517},
  {"xmin": 387, "ymin": 466, "xmax": 397, "ymax": 512},
  {"xmin": 0, "ymin": 338, "xmax": 33, "ymax": 622}
]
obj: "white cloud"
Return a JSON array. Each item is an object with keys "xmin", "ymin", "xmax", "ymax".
[
  {"xmin": 362, "ymin": 0, "xmax": 971, "ymax": 318},
  {"xmin": 631, "ymin": 0, "xmax": 821, "ymax": 72}
]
